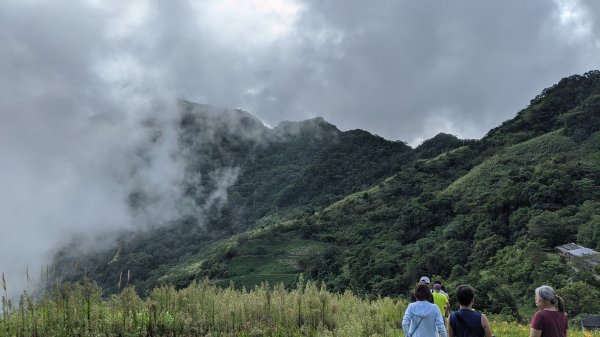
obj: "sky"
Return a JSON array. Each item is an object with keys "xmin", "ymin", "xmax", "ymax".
[{"xmin": 1, "ymin": 0, "xmax": 599, "ymax": 294}]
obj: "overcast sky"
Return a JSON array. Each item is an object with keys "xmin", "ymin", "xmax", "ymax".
[
  {"xmin": 2, "ymin": 0, "xmax": 598, "ymax": 143},
  {"xmin": 1, "ymin": 0, "xmax": 599, "ymax": 294}
]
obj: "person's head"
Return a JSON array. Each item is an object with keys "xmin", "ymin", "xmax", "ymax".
[
  {"xmin": 535, "ymin": 285, "xmax": 566, "ymax": 312},
  {"xmin": 419, "ymin": 276, "xmax": 430, "ymax": 285},
  {"xmin": 433, "ymin": 283, "xmax": 442, "ymax": 293},
  {"xmin": 455, "ymin": 284, "xmax": 476, "ymax": 307},
  {"xmin": 414, "ymin": 283, "xmax": 431, "ymax": 301}
]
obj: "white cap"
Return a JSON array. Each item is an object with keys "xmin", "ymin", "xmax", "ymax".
[{"xmin": 419, "ymin": 276, "xmax": 430, "ymax": 284}]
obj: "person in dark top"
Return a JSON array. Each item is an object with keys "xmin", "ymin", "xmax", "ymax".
[
  {"xmin": 448, "ymin": 284, "xmax": 494, "ymax": 337},
  {"xmin": 529, "ymin": 285, "xmax": 567, "ymax": 337}
]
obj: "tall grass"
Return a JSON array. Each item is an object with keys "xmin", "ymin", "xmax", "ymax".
[
  {"xmin": 0, "ymin": 277, "xmax": 405, "ymax": 336},
  {"xmin": 2, "ymin": 276, "xmax": 600, "ymax": 336}
]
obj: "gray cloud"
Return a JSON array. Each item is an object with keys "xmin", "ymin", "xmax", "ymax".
[
  {"xmin": 98, "ymin": 0, "xmax": 600, "ymax": 145},
  {"xmin": 74, "ymin": 0, "xmax": 600, "ymax": 145},
  {"xmin": 248, "ymin": 0, "xmax": 600, "ymax": 145},
  {"xmin": 1, "ymin": 0, "xmax": 599, "ymax": 294}
]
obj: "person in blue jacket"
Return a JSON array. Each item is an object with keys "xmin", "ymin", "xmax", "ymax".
[{"xmin": 402, "ymin": 283, "xmax": 447, "ymax": 337}]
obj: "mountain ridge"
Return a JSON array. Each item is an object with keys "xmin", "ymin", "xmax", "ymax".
[{"xmin": 53, "ymin": 71, "xmax": 600, "ymax": 318}]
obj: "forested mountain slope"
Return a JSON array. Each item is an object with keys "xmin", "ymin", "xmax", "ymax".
[
  {"xmin": 54, "ymin": 71, "xmax": 600, "ymax": 317},
  {"xmin": 53, "ymin": 101, "xmax": 415, "ymax": 295},
  {"xmin": 159, "ymin": 71, "xmax": 600, "ymax": 317}
]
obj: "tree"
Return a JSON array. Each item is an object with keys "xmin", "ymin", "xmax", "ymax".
[
  {"xmin": 527, "ymin": 211, "xmax": 573, "ymax": 247},
  {"xmin": 558, "ymin": 281, "xmax": 600, "ymax": 317}
]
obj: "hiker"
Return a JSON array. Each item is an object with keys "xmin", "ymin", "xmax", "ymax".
[
  {"xmin": 529, "ymin": 285, "xmax": 567, "ymax": 337},
  {"xmin": 448, "ymin": 284, "xmax": 493, "ymax": 337},
  {"xmin": 432, "ymin": 282, "xmax": 450, "ymax": 318},
  {"xmin": 433, "ymin": 280, "xmax": 449, "ymax": 298},
  {"xmin": 402, "ymin": 283, "xmax": 447, "ymax": 337},
  {"xmin": 410, "ymin": 276, "xmax": 434, "ymax": 303}
]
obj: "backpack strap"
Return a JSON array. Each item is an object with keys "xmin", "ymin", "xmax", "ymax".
[{"xmin": 408, "ymin": 316, "xmax": 424, "ymax": 337}]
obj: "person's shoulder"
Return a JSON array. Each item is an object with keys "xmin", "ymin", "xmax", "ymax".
[
  {"xmin": 548, "ymin": 310, "xmax": 568, "ymax": 319},
  {"xmin": 434, "ymin": 292, "xmax": 448, "ymax": 301},
  {"xmin": 425, "ymin": 301, "xmax": 438, "ymax": 309},
  {"xmin": 408, "ymin": 301, "xmax": 424, "ymax": 308},
  {"xmin": 530, "ymin": 310, "xmax": 546, "ymax": 324},
  {"xmin": 404, "ymin": 302, "xmax": 416, "ymax": 313},
  {"xmin": 540, "ymin": 309, "xmax": 564, "ymax": 317}
]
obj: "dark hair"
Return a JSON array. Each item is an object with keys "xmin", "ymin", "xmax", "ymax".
[
  {"xmin": 456, "ymin": 284, "xmax": 475, "ymax": 306},
  {"xmin": 434, "ymin": 280, "xmax": 442, "ymax": 285},
  {"xmin": 414, "ymin": 283, "xmax": 431, "ymax": 301}
]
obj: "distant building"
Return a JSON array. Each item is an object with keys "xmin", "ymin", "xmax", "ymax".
[
  {"xmin": 555, "ymin": 242, "xmax": 600, "ymax": 266},
  {"xmin": 581, "ymin": 315, "xmax": 600, "ymax": 331}
]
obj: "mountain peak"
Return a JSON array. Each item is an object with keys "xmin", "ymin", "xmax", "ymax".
[
  {"xmin": 415, "ymin": 132, "xmax": 468, "ymax": 158},
  {"xmin": 273, "ymin": 116, "xmax": 341, "ymax": 139}
]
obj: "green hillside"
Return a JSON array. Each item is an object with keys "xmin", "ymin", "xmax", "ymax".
[
  {"xmin": 52, "ymin": 102, "xmax": 415, "ymax": 295},
  {"xmin": 53, "ymin": 70, "xmax": 600, "ymax": 318}
]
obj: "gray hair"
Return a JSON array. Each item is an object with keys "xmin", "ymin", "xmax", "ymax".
[{"xmin": 535, "ymin": 285, "xmax": 557, "ymax": 305}]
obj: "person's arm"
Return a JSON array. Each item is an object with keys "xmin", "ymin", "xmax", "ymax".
[
  {"xmin": 435, "ymin": 307, "xmax": 448, "ymax": 337},
  {"xmin": 529, "ymin": 312, "xmax": 543, "ymax": 337},
  {"xmin": 447, "ymin": 314, "xmax": 455, "ymax": 337},
  {"xmin": 481, "ymin": 313, "xmax": 493, "ymax": 337},
  {"xmin": 402, "ymin": 305, "xmax": 413, "ymax": 336},
  {"xmin": 529, "ymin": 328, "xmax": 542, "ymax": 337},
  {"xmin": 443, "ymin": 298, "xmax": 450, "ymax": 318}
]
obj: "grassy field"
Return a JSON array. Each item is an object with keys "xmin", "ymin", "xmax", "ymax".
[
  {"xmin": 491, "ymin": 320, "xmax": 600, "ymax": 337},
  {"xmin": 1, "ymin": 278, "xmax": 599, "ymax": 336}
]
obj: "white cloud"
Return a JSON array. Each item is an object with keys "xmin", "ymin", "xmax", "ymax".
[
  {"xmin": 552, "ymin": 0, "xmax": 592, "ymax": 42},
  {"xmin": 192, "ymin": 0, "xmax": 303, "ymax": 47}
]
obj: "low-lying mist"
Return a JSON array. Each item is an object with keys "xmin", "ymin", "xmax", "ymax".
[{"xmin": 0, "ymin": 97, "xmax": 259, "ymax": 298}]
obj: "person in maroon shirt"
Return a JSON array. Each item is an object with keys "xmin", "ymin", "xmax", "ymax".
[{"xmin": 529, "ymin": 285, "xmax": 567, "ymax": 337}]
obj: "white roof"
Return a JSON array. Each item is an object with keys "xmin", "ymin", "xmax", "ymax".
[
  {"xmin": 556, "ymin": 243, "xmax": 599, "ymax": 256},
  {"xmin": 569, "ymin": 247, "xmax": 598, "ymax": 257}
]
